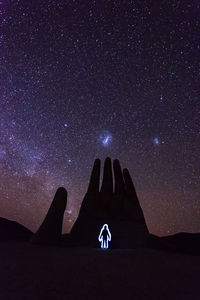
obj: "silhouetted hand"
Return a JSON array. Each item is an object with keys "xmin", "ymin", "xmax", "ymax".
[
  {"xmin": 30, "ymin": 187, "xmax": 67, "ymax": 245},
  {"xmin": 70, "ymin": 158, "xmax": 150, "ymax": 248},
  {"xmin": 30, "ymin": 158, "xmax": 149, "ymax": 248}
]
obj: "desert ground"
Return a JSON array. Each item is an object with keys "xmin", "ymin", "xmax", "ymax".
[{"xmin": 1, "ymin": 240, "xmax": 200, "ymax": 300}]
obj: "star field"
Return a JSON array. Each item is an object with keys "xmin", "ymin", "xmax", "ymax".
[{"xmin": 0, "ymin": 0, "xmax": 200, "ymax": 235}]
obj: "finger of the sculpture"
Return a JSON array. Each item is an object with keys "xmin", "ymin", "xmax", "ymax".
[
  {"xmin": 87, "ymin": 158, "xmax": 101, "ymax": 193},
  {"xmin": 100, "ymin": 157, "xmax": 113, "ymax": 194},
  {"xmin": 123, "ymin": 168, "xmax": 147, "ymax": 223},
  {"xmin": 123, "ymin": 168, "xmax": 137, "ymax": 197},
  {"xmin": 48, "ymin": 187, "xmax": 67, "ymax": 214},
  {"xmin": 114, "ymin": 159, "xmax": 125, "ymax": 194},
  {"xmin": 30, "ymin": 187, "xmax": 67, "ymax": 245}
]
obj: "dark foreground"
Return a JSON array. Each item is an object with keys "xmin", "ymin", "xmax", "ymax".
[{"xmin": 1, "ymin": 241, "xmax": 200, "ymax": 300}]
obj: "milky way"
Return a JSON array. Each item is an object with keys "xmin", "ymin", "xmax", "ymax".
[{"xmin": 0, "ymin": 0, "xmax": 200, "ymax": 235}]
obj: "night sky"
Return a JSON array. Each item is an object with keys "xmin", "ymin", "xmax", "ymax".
[{"xmin": 0, "ymin": 0, "xmax": 200, "ymax": 236}]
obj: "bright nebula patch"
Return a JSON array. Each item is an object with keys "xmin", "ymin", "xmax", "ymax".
[
  {"xmin": 153, "ymin": 137, "xmax": 160, "ymax": 146},
  {"xmin": 99, "ymin": 131, "xmax": 113, "ymax": 147}
]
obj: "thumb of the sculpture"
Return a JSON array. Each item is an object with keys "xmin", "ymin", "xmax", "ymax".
[{"xmin": 30, "ymin": 187, "xmax": 67, "ymax": 245}]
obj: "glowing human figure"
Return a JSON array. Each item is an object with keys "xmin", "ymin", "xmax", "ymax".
[{"xmin": 98, "ymin": 224, "xmax": 111, "ymax": 249}]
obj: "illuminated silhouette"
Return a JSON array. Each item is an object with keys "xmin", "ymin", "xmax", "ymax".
[{"xmin": 98, "ymin": 224, "xmax": 111, "ymax": 249}]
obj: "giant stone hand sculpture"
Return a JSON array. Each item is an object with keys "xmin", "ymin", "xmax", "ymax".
[
  {"xmin": 70, "ymin": 158, "xmax": 149, "ymax": 248},
  {"xmin": 31, "ymin": 158, "xmax": 150, "ymax": 248}
]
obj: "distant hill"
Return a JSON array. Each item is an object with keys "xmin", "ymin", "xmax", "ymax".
[
  {"xmin": 1, "ymin": 217, "xmax": 200, "ymax": 255},
  {"xmin": 150, "ymin": 233, "xmax": 200, "ymax": 255},
  {"xmin": 0, "ymin": 217, "xmax": 33, "ymax": 241}
]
